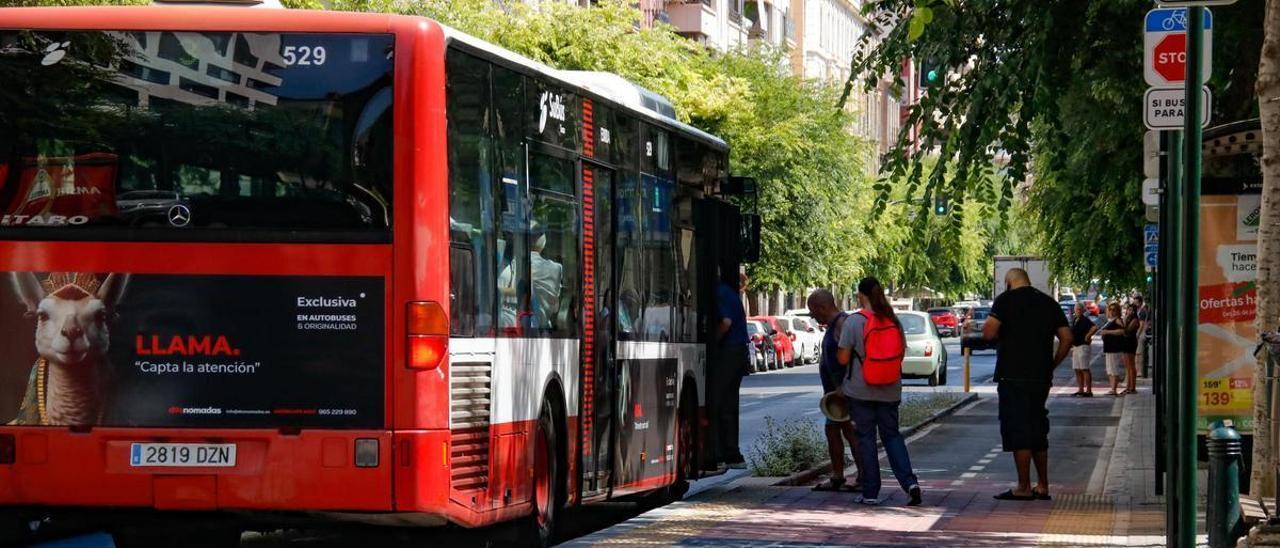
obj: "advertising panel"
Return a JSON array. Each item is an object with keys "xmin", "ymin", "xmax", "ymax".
[
  {"xmin": 616, "ymin": 358, "xmax": 678, "ymax": 485},
  {"xmin": 1, "ymin": 272, "xmax": 385, "ymax": 429},
  {"xmin": 1197, "ymin": 177, "xmax": 1260, "ymax": 431}
]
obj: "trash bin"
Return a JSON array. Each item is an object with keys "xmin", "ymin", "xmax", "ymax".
[{"xmin": 1207, "ymin": 420, "xmax": 1245, "ymax": 548}]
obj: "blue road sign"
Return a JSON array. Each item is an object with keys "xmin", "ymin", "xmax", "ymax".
[
  {"xmin": 1146, "ymin": 251, "xmax": 1159, "ymax": 268},
  {"xmin": 1146, "ymin": 244, "xmax": 1159, "ymax": 254},
  {"xmin": 1145, "ymin": 224, "xmax": 1159, "ymax": 244},
  {"xmin": 1145, "ymin": 7, "xmax": 1213, "ymax": 32}
]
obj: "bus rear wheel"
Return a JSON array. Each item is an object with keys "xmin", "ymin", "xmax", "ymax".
[{"xmin": 530, "ymin": 399, "xmax": 563, "ymax": 547}]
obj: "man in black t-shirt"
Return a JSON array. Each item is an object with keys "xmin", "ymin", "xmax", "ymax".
[{"xmin": 982, "ymin": 268, "xmax": 1073, "ymax": 501}]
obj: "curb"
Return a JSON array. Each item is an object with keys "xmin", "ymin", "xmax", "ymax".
[{"xmin": 772, "ymin": 391, "xmax": 981, "ymax": 487}]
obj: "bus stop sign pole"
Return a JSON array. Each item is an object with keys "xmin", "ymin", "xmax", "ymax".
[{"xmin": 1177, "ymin": 7, "xmax": 1206, "ymax": 547}]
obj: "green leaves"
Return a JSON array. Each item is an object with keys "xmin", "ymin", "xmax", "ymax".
[
  {"xmin": 908, "ymin": 4, "xmax": 934, "ymax": 42},
  {"xmin": 854, "ymin": 0, "xmax": 1263, "ymax": 292}
]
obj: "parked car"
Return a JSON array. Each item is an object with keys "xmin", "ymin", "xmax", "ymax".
[
  {"xmin": 960, "ymin": 306, "xmax": 995, "ymax": 351},
  {"xmin": 782, "ymin": 315, "xmax": 822, "ymax": 364},
  {"xmin": 900, "ymin": 311, "xmax": 948, "ymax": 386},
  {"xmin": 749, "ymin": 316, "xmax": 797, "ymax": 367},
  {"xmin": 927, "ymin": 307, "xmax": 959, "ymax": 337},
  {"xmin": 746, "ymin": 320, "xmax": 777, "ymax": 372}
]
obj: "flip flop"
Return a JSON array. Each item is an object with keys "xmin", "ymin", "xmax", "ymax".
[
  {"xmin": 993, "ymin": 489, "xmax": 1035, "ymax": 501},
  {"xmin": 813, "ymin": 477, "xmax": 847, "ymax": 492},
  {"xmin": 1031, "ymin": 488, "xmax": 1052, "ymax": 501}
]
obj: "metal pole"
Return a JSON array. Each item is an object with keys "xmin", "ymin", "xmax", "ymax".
[
  {"xmin": 1179, "ymin": 7, "xmax": 1205, "ymax": 547},
  {"xmin": 963, "ymin": 346, "xmax": 971, "ymax": 393},
  {"xmin": 1156, "ymin": 130, "xmax": 1169, "ymax": 497},
  {"xmin": 1166, "ymin": 127, "xmax": 1184, "ymax": 546}
]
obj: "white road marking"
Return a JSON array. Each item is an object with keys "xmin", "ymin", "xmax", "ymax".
[
  {"xmin": 968, "ymin": 466, "xmax": 984, "ymax": 471},
  {"xmin": 961, "ymin": 472, "xmax": 977, "ymax": 478}
]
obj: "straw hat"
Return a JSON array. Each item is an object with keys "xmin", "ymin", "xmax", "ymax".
[{"xmin": 819, "ymin": 391, "xmax": 850, "ymax": 422}]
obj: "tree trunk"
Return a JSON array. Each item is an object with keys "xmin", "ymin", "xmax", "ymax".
[{"xmin": 1252, "ymin": 0, "xmax": 1280, "ymax": 497}]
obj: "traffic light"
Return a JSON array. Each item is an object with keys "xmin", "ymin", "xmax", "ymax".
[
  {"xmin": 919, "ymin": 57, "xmax": 941, "ymax": 88},
  {"xmin": 933, "ymin": 195, "xmax": 949, "ymax": 216},
  {"xmin": 1146, "ymin": 274, "xmax": 1154, "ymax": 284}
]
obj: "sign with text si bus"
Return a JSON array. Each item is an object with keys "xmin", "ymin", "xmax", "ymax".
[
  {"xmin": 1144, "ymin": 86, "xmax": 1212, "ymax": 130},
  {"xmin": 1144, "ymin": 8, "xmax": 1212, "ymax": 87}
]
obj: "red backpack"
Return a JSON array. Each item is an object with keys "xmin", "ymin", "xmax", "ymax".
[{"xmin": 855, "ymin": 310, "xmax": 905, "ymax": 385}]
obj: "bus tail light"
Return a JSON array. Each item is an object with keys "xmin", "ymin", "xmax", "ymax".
[{"xmin": 407, "ymin": 301, "xmax": 448, "ymax": 370}]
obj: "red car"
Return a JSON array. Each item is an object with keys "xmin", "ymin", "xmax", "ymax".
[
  {"xmin": 927, "ymin": 307, "xmax": 958, "ymax": 337},
  {"xmin": 749, "ymin": 316, "xmax": 797, "ymax": 367}
]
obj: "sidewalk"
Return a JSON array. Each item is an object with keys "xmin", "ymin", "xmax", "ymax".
[{"xmin": 566, "ymin": 353, "xmax": 1174, "ymax": 547}]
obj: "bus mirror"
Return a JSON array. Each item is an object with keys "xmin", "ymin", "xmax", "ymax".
[
  {"xmin": 741, "ymin": 214, "xmax": 761, "ymax": 263},
  {"xmin": 722, "ymin": 176, "xmax": 757, "ymax": 196}
]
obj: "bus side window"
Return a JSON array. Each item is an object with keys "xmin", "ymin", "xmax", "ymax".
[
  {"xmin": 445, "ymin": 49, "xmax": 496, "ymax": 337},
  {"xmin": 528, "ymin": 154, "xmax": 579, "ymax": 338},
  {"xmin": 450, "ymin": 246, "xmax": 477, "ymax": 335},
  {"xmin": 494, "ymin": 67, "xmax": 529, "ymax": 337}
]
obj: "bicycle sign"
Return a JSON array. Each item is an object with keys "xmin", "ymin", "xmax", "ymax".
[{"xmin": 1144, "ymin": 7, "xmax": 1212, "ymax": 87}]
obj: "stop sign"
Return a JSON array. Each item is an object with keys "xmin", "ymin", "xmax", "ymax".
[{"xmin": 1153, "ymin": 34, "xmax": 1187, "ymax": 83}]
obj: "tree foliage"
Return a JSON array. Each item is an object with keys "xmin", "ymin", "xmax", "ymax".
[{"xmin": 853, "ymin": 0, "xmax": 1264, "ymax": 291}]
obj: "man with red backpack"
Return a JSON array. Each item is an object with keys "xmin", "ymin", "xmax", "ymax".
[{"xmin": 838, "ymin": 277, "xmax": 922, "ymax": 506}]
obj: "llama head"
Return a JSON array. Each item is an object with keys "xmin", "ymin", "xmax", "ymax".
[{"xmin": 11, "ymin": 272, "xmax": 129, "ymax": 366}]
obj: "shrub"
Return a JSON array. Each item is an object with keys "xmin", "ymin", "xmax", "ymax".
[{"xmin": 747, "ymin": 416, "xmax": 828, "ymax": 477}]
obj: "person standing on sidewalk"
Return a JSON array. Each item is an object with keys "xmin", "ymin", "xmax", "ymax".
[
  {"xmin": 807, "ymin": 288, "xmax": 865, "ymax": 492},
  {"xmin": 1134, "ymin": 296, "xmax": 1150, "ymax": 378},
  {"xmin": 982, "ymin": 268, "xmax": 1072, "ymax": 501},
  {"xmin": 709, "ymin": 271, "xmax": 750, "ymax": 469},
  {"xmin": 1098, "ymin": 303, "xmax": 1127, "ymax": 397},
  {"xmin": 838, "ymin": 277, "xmax": 922, "ymax": 506},
  {"xmin": 1069, "ymin": 303, "xmax": 1097, "ymax": 397},
  {"xmin": 1122, "ymin": 303, "xmax": 1140, "ymax": 394}
]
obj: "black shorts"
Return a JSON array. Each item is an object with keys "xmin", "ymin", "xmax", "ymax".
[{"xmin": 997, "ymin": 380, "xmax": 1051, "ymax": 451}]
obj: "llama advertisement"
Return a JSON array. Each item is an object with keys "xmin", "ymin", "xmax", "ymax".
[{"xmin": 0, "ymin": 272, "xmax": 384, "ymax": 428}]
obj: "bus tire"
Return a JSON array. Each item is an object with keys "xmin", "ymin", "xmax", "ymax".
[{"xmin": 530, "ymin": 398, "xmax": 564, "ymax": 547}]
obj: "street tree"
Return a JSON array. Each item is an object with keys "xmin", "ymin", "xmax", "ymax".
[
  {"xmin": 850, "ymin": 0, "xmax": 1263, "ymax": 292},
  {"xmin": 1254, "ymin": 0, "xmax": 1280, "ymax": 498}
]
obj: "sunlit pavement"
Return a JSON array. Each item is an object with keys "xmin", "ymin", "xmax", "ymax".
[{"xmin": 564, "ymin": 343, "xmax": 1186, "ymax": 547}]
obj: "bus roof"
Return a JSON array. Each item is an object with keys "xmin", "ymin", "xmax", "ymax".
[{"xmin": 441, "ymin": 26, "xmax": 727, "ymax": 150}]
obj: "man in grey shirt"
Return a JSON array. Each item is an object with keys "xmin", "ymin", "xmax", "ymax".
[{"xmin": 837, "ymin": 277, "xmax": 921, "ymax": 506}]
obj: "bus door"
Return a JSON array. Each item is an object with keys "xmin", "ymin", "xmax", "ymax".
[
  {"xmin": 693, "ymin": 197, "xmax": 743, "ymax": 468},
  {"xmin": 579, "ymin": 161, "xmax": 616, "ymax": 498}
]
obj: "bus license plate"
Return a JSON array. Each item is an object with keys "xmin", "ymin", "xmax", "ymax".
[{"xmin": 130, "ymin": 443, "xmax": 236, "ymax": 467}]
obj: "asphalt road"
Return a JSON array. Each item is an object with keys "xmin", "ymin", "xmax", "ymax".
[{"xmin": 738, "ymin": 337, "xmax": 998, "ymax": 451}]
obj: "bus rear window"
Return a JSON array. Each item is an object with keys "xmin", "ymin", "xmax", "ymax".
[{"xmin": 0, "ymin": 31, "xmax": 394, "ymax": 242}]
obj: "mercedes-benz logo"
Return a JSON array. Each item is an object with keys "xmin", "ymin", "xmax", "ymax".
[{"xmin": 167, "ymin": 204, "xmax": 191, "ymax": 228}]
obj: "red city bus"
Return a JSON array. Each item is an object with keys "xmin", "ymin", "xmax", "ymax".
[{"xmin": 0, "ymin": 5, "xmax": 755, "ymax": 545}]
